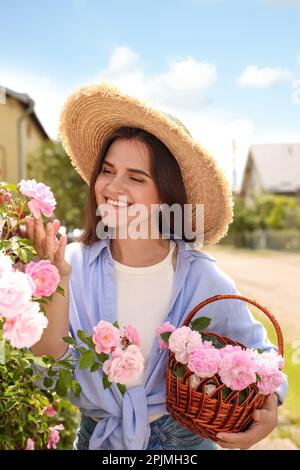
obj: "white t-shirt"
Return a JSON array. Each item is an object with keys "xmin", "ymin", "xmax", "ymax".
[{"xmin": 113, "ymin": 239, "xmax": 176, "ymax": 390}]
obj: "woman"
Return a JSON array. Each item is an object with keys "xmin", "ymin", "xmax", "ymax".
[{"xmin": 27, "ymin": 83, "xmax": 287, "ymax": 451}]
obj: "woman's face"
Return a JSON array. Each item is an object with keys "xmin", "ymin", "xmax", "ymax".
[{"xmin": 94, "ymin": 138, "xmax": 161, "ymax": 232}]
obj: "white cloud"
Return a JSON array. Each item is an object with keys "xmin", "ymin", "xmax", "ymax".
[
  {"xmin": 297, "ymin": 55, "xmax": 300, "ymax": 64},
  {"xmin": 238, "ymin": 65, "xmax": 294, "ymax": 88},
  {"xmin": 4, "ymin": 46, "xmax": 297, "ymax": 192},
  {"xmin": 93, "ymin": 46, "xmax": 217, "ymax": 110}
]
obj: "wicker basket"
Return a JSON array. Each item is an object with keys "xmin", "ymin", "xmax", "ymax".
[{"xmin": 166, "ymin": 294, "xmax": 284, "ymax": 441}]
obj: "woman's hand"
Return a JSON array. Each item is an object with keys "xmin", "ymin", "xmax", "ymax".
[
  {"xmin": 23, "ymin": 215, "xmax": 72, "ymax": 278},
  {"xmin": 215, "ymin": 393, "xmax": 279, "ymax": 450}
]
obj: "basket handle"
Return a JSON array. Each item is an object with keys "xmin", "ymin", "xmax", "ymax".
[{"xmin": 183, "ymin": 294, "xmax": 284, "ymax": 357}]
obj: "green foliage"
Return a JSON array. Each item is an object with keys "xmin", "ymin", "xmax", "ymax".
[
  {"xmin": 0, "ymin": 331, "xmax": 80, "ymax": 450},
  {"xmin": 27, "ymin": 140, "xmax": 89, "ymax": 232},
  {"xmin": 229, "ymin": 194, "xmax": 300, "ymax": 234}
]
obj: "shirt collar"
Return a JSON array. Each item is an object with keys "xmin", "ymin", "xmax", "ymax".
[{"xmin": 88, "ymin": 236, "xmax": 211, "ymax": 266}]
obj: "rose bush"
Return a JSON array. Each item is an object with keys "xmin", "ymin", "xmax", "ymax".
[{"xmin": 0, "ymin": 180, "xmax": 145, "ymax": 449}]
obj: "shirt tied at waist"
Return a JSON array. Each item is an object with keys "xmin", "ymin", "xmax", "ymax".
[{"xmin": 88, "ymin": 387, "xmax": 151, "ymax": 450}]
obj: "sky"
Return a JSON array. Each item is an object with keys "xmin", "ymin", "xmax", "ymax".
[{"xmin": 1, "ymin": 0, "xmax": 300, "ymax": 190}]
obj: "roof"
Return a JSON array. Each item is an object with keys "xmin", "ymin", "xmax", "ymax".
[
  {"xmin": 242, "ymin": 143, "xmax": 300, "ymax": 194},
  {"xmin": 2, "ymin": 86, "xmax": 49, "ymax": 139}
]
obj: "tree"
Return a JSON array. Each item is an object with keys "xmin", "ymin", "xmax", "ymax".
[{"xmin": 27, "ymin": 140, "xmax": 88, "ymax": 232}]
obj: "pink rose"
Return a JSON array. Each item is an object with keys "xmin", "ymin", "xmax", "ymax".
[
  {"xmin": 42, "ymin": 405, "xmax": 57, "ymax": 417},
  {"xmin": 0, "ymin": 251, "xmax": 12, "ymax": 278},
  {"xmin": 123, "ymin": 324, "xmax": 141, "ymax": 347},
  {"xmin": 155, "ymin": 322, "xmax": 176, "ymax": 350},
  {"xmin": 92, "ymin": 320, "xmax": 120, "ymax": 354},
  {"xmin": 218, "ymin": 348, "xmax": 258, "ymax": 391},
  {"xmin": 256, "ymin": 351, "xmax": 284, "ymax": 395},
  {"xmin": 103, "ymin": 344, "xmax": 144, "ymax": 385},
  {"xmin": 3, "ymin": 302, "xmax": 48, "ymax": 348},
  {"xmin": 168, "ymin": 326, "xmax": 203, "ymax": 364},
  {"xmin": 19, "ymin": 179, "xmax": 56, "ymax": 218},
  {"xmin": 47, "ymin": 424, "xmax": 64, "ymax": 449},
  {"xmin": 0, "ymin": 270, "xmax": 35, "ymax": 319},
  {"xmin": 25, "ymin": 438, "xmax": 35, "ymax": 450},
  {"xmin": 188, "ymin": 344, "xmax": 221, "ymax": 378},
  {"xmin": 25, "ymin": 260, "xmax": 60, "ymax": 298}
]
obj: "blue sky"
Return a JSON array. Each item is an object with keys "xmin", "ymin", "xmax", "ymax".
[{"xmin": 1, "ymin": 0, "xmax": 300, "ymax": 189}]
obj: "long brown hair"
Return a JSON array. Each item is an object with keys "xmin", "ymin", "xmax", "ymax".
[{"xmin": 77, "ymin": 126, "xmax": 195, "ymax": 244}]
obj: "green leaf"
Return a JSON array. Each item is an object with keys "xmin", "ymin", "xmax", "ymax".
[
  {"xmin": 43, "ymin": 377, "xmax": 54, "ymax": 388},
  {"xmin": 239, "ymin": 390, "xmax": 248, "ymax": 405},
  {"xmin": 222, "ymin": 387, "xmax": 232, "ymax": 400},
  {"xmin": 174, "ymin": 364, "xmax": 186, "ymax": 380},
  {"xmin": 63, "ymin": 336, "xmax": 77, "ymax": 346},
  {"xmin": 191, "ymin": 316, "xmax": 211, "ymax": 333},
  {"xmin": 0, "ymin": 339, "xmax": 5, "ymax": 364},
  {"xmin": 77, "ymin": 330, "xmax": 95, "ymax": 348},
  {"xmin": 13, "ymin": 370, "xmax": 22, "ymax": 381},
  {"xmin": 102, "ymin": 373, "xmax": 112, "ymax": 390},
  {"xmin": 72, "ymin": 380, "xmax": 82, "ymax": 398},
  {"xmin": 117, "ymin": 383, "xmax": 126, "ymax": 396},
  {"xmin": 0, "ymin": 182, "xmax": 16, "ymax": 190},
  {"xmin": 79, "ymin": 350, "xmax": 95, "ymax": 369},
  {"xmin": 96, "ymin": 352, "xmax": 109, "ymax": 363},
  {"xmin": 256, "ymin": 373, "xmax": 262, "ymax": 382},
  {"xmin": 90, "ymin": 361, "xmax": 102, "ymax": 373},
  {"xmin": 32, "ymin": 356, "xmax": 48, "ymax": 368},
  {"xmin": 56, "ymin": 285, "xmax": 65, "ymax": 296},
  {"xmin": 55, "ymin": 368, "xmax": 73, "ymax": 397},
  {"xmin": 160, "ymin": 331, "xmax": 172, "ymax": 343},
  {"xmin": 113, "ymin": 321, "xmax": 120, "ymax": 329}
]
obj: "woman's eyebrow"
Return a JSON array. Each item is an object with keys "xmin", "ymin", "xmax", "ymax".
[{"xmin": 102, "ymin": 160, "xmax": 152, "ymax": 178}]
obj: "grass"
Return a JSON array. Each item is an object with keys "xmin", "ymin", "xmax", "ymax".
[{"xmin": 250, "ymin": 308, "xmax": 300, "ymax": 447}]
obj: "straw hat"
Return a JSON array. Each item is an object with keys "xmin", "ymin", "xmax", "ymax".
[{"xmin": 58, "ymin": 82, "xmax": 233, "ymax": 246}]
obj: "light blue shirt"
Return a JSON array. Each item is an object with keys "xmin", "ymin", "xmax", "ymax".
[{"xmin": 32, "ymin": 236, "xmax": 288, "ymax": 450}]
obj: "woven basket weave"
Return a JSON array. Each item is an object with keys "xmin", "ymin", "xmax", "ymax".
[{"xmin": 166, "ymin": 294, "xmax": 284, "ymax": 441}]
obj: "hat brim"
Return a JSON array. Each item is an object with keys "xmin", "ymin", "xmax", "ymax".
[{"xmin": 59, "ymin": 82, "xmax": 233, "ymax": 246}]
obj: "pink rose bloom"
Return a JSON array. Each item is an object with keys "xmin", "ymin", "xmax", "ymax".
[
  {"xmin": 92, "ymin": 320, "xmax": 120, "ymax": 354},
  {"xmin": 123, "ymin": 324, "xmax": 141, "ymax": 347},
  {"xmin": 257, "ymin": 365, "xmax": 283, "ymax": 395},
  {"xmin": 25, "ymin": 260, "xmax": 60, "ymax": 298},
  {"xmin": 0, "ymin": 251, "xmax": 12, "ymax": 278},
  {"xmin": 19, "ymin": 179, "xmax": 56, "ymax": 218},
  {"xmin": 103, "ymin": 344, "xmax": 144, "ymax": 385},
  {"xmin": 255, "ymin": 351, "xmax": 284, "ymax": 395},
  {"xmin": 0, "ymin": 270, "xmax": 35, "ymax": 319},
  {"xmin": 25, "ymin": 438, "xmax": 35, "ymax": 450},
  {"xmin": 168, "ymin": 326, "xmax": 203, "ymax": 364},
  {"xmin": 47, "ymin": 424, "xmax": 64, "ymax": 450},
  {"xmin": 3, "ymin": 301, "xmax": 48, "ymax": 348},
  {"xmin": 42, "ymin": 405, "xmax": 57, "ymax": 417},
  {"xmin": 156, "ymin": 322, "xmax": 176, "ymax": 350},
  {"xmin": 188, "ymin": 344, "xmax": 222, "ymax": 378},
  {"xmin": 219, "ymin": 348, "xmax": 258, "ymax": 391}
]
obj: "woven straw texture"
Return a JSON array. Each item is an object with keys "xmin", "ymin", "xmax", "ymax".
[{"xmin": 58, "ymin": 82, "xmax": 234, "ymax": 246}]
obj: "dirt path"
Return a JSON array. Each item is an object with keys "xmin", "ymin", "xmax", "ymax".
[{"xmin": 204, "ymin": 245, "xmax": 300, "ymax": 343}]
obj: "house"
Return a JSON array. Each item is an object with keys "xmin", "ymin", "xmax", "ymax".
[
  {"xmin": 0, "ymin": 86, "xmax": 49, "ymax": 184},
  {"xmin": 240, "ymin": 143, "xmax": 300, "ymax": 205}
]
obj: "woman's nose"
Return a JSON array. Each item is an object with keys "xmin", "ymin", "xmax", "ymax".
[{"xmin": 106, "ymin": 174, "xmax": 126, "ymax": 194}]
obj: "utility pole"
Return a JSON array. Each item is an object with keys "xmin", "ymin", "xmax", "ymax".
[{"xmin": 232, "ymin": 138, "xmax": 237, "ymax": 195}]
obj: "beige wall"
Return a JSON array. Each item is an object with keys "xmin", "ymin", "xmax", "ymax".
[{"xmin": 0, "ymin": 95, "xmax": 47, "ymax": 184}]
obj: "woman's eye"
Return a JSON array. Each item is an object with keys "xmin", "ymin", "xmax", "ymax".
[
  {"xmin": 130, "ymin": 177, "xmax": 144, "ymax": 183},
  {"xmin": 101, "ymin": 169, "xmax": 111, "ymax": 174}
]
